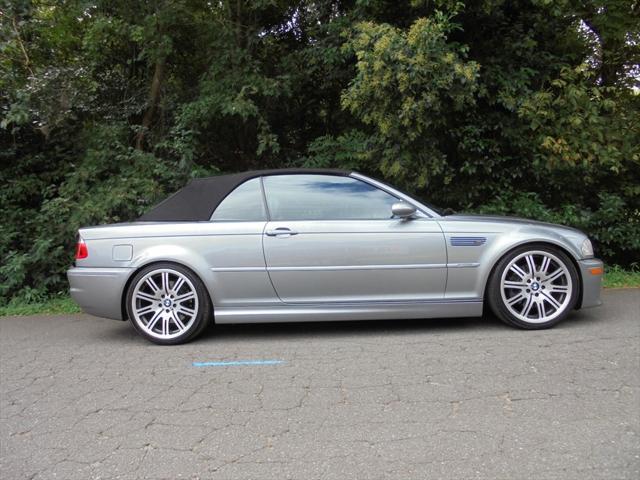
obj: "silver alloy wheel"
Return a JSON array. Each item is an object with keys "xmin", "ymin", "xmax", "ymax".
[
  {"xmin": 131, "ymin": 268, "xmax": 199, "ymax": 340},
  {"xmin": 500, "ymin": 250, "xmax": 573, "ymax": 324}
]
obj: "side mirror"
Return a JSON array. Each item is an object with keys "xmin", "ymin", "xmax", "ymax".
[{"xmin": 391, "ymin": 202, "xmax": 417, "ymax": 219}]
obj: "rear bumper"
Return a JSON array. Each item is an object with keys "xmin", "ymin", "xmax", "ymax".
[
  {"xmin": 578, "ymin": 258, "xmax": 604, "ymax": 309},
  {"xmin": 67, "ymin": 267, "xmax": 133, "ymax": 320}
]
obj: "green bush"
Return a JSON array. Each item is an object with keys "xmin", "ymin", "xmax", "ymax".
[
  {"xmin": 475, "ymin": 192, "xmax": 640, "ymax": 265},
  {"xmin": 0, "ymin": 124, "xmax": 191, "ymax": 301}
]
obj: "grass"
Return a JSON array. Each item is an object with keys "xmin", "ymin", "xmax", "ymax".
[
  {"xmin": 1, "ymin": 266, "xmax": 638, "ymax": 317},
  {"xmin": 603, "ymin": 265, "xmax": 640, "ymax": 289},
  {"xmin": 0, "ymin": 295, "xmax": 80, "ymax": 317}
]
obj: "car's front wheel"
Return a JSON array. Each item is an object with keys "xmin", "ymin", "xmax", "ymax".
[
  {"xmin": 126, "ymin": 262, "xmax": 211, "ymax": 344},
  {"xmin": 488, "ymin": 245, "xmax": 579, "ymax": 329}
]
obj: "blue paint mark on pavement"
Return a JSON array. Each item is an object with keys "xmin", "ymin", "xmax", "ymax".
[{"xmin": 193, "ymin": 360, "xmax": 285, "ymax": 367}]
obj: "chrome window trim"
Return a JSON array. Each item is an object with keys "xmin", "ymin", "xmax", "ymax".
[{"xmin": 208, "ymin": 172, "xmax": 440, "ymax": 222}]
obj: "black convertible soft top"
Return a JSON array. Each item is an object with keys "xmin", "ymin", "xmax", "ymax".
[{"xmin": 138, "ymin": 168, "xmax": 350, "ymax": 222}]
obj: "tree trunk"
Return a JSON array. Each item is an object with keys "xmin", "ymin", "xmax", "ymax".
[
  {"xmin": 11, "ymin": 16, "xmax": 35, "ymax": 77},
  {"xmin": 135, "ymin": 57, "xmax": 166, "ymax": 151}
]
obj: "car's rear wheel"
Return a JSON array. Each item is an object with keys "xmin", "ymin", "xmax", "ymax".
[
  {"xmin": 488, "ymin": 245, "xmax": 579, "ymax": 329},
  {"xmin": 126, "ymin": 262, "xmax": 211, "ymax": 344}
]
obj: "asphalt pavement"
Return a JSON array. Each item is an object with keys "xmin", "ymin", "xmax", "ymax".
[{"xmin": 1, "ymin": 289, "xmax": 639, "ymax": 480}]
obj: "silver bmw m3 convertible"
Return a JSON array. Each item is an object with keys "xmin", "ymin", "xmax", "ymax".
[{"xmin": 67, "ymin": 169, "xmax": 603, "ymax": 344}]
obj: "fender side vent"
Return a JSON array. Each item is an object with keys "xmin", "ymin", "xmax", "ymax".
[{"xmin": 451, "ymin": 236, "xmax": 487, "ymax": 247}]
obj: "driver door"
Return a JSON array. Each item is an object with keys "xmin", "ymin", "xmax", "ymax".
[{"xmin": 261, "ymin": 174, "xmax": 447, "ymax": 304}]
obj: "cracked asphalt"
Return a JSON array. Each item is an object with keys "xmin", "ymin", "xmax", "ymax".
[{"xmin": 1, "ymin": 289, "xmax": 639, "ymax": 480}]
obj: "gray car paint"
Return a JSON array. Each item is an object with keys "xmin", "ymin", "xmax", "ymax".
[{"xmin": 67, "ymin": 173, "xmax": 603, "ymax": 323}]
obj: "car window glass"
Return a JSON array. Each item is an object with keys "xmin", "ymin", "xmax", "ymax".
[
  {"xmin": 263, "ymin": 175, "xmax": 398, "ymax": 221},
  {"xmin": 210, "ymin": 178, "xmax": 266, "ymax": 221}
]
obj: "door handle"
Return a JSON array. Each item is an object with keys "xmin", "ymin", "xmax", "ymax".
[{"xmin": 265, "ymin": 227, "xmax": 298, "ymax": 237}]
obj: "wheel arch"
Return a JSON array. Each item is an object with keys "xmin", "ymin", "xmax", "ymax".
[
  {"xmin": 121, "ymin": 260, "xmax": 215, "ymax": 321},
  {"xmin": 481, "ymin": 240, "xmax": 583, "ymax": 309}
]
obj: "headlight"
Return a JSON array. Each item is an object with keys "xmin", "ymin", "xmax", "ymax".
[{"xmin": 581, "ymin": 238, "xmax": 594, "ymax": 258}]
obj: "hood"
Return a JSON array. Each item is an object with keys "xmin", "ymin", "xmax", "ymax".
[{"xmin": 444, "ymin": 214, "xmax": 584, "ymax": 235}]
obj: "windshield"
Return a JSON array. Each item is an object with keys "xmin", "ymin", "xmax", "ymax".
[{"xmin": 359, "ymin": 174, "xmax": 446, "ymax": 216}]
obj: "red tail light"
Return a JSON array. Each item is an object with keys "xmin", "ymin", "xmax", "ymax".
[{"xmin": 75, "ymin": 239, "xmax": 88, "ymax": 259}]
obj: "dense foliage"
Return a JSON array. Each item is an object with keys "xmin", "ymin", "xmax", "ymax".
[{"xmin": 1, "ymin": 0, "xmax": 639, "ymax": 302}]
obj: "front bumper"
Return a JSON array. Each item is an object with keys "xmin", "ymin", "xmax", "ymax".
[
  {"xmin": 67, "ymin": 267, "xmax": 133, "ymax": 320},
  {"xmin": 578, "ymin": 258, "xmax": 604, "ymax": 309}
]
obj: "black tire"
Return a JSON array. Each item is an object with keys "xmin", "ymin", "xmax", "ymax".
[
  {"xmin": 125, "ymin": 262, "xmax": 212, "ymax": 345},
  {"xmin": 487, "ymin": 244, "xmax": 580, "ymax": 329}
]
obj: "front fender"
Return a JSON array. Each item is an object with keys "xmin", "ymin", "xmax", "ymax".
[
  {"xmin": 442, "ymin": 224, "xmax": 585, "ymax": 300},
  {"xmin": 477, "ymin": 230, "xmax": 581, "ymax": 296}
]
